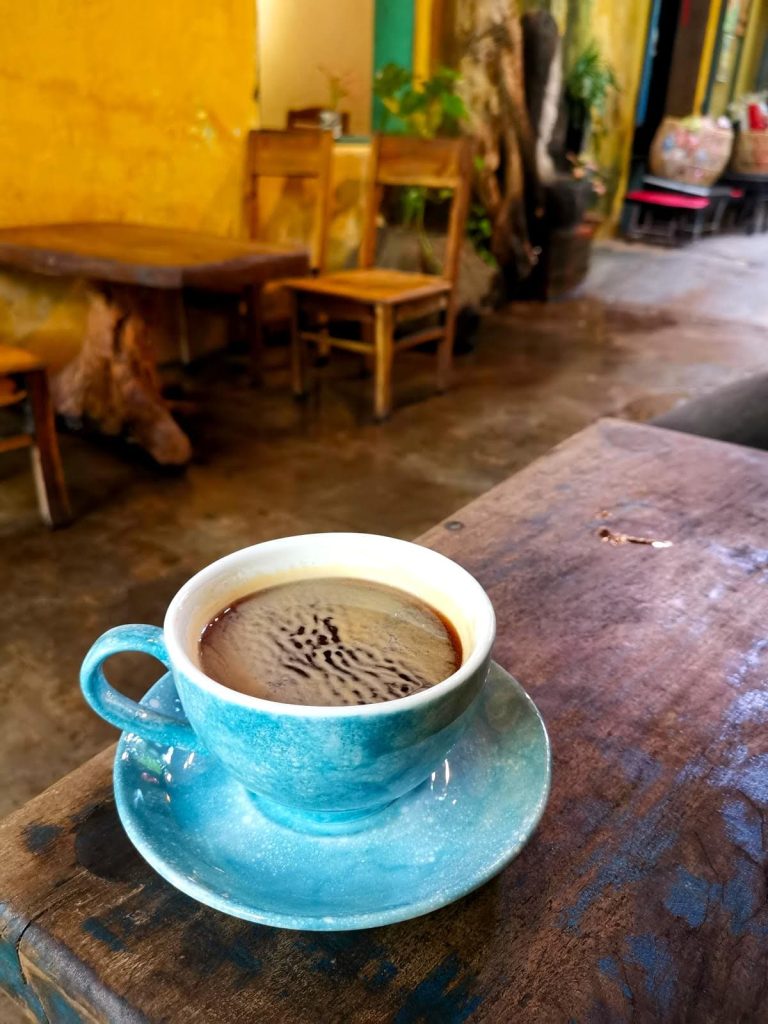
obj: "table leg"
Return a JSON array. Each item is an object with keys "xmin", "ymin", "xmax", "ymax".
[
  {"xmin": 289, "ymin": 290, "xmax": 308, "ymax": 398},
  {"xmin": 245, "ymin": 283, "xmax": 264, "ymax": 385},
  {"xmin": 52, "ymin": 284, "xmax": 192, "ymax": 465}
]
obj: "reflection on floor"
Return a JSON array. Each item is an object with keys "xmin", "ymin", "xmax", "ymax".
[{"xmin": 2, "ymin": 288, "xmax": 767, "ymax": 815}]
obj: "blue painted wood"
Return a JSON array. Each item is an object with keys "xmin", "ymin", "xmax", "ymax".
[{"xmin": 635, "ymin": 0, "xmax": 663, "ymax": 126}]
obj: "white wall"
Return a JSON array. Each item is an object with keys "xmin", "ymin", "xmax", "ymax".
[{"xmin": 257, "ymin": 0, "xmax": 374, "ymax": 134}]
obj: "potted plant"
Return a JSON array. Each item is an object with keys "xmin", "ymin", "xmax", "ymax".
[
  {"xmin": 565, "ymin": 41, "xmax": 618, "ymax": 156},
  {"xmin": 372, "ymin": 63, "xmax": 470, "ymax": 272},
  {"xmin": 317, "ymin": 66, "xmax": 352, "ymax": 138}
]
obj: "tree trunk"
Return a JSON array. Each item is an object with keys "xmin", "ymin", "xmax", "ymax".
[
  {"xmin": 449, "ymin": 0, "xmax": 541, "ymax": 283},
  {"xmin": 52, "ymin": 285, "xmax": 192, "ymax": 465}
]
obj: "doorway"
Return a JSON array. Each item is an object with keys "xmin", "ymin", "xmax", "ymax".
[{"xmin": 632, "ymin": 0, "xmax": 683, "ymax": 163}]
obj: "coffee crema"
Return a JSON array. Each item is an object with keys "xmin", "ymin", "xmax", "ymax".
[{"xmin": 199, "ymin": 576, "xmax": 462, "ymax": 707}]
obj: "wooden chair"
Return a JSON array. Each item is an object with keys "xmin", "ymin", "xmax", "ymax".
[
  {"xmin": 0, "ymin": 344, "xmax": 71, "ymax": 527},
  {"xmin": 283, "ymin": 134, "xmax": 472, "ymax": 420},
  {"xmin": 287, "ymin": 107, "xmax": 351, "ymax": 136},
  {"xmin": 242, "ymin": 129, "xmax": 334, "ymax": 377}
]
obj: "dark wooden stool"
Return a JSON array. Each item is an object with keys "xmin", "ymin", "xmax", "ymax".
[{"xmin": 0, "ymin": 344, "xmax": 71, "ymax": 527}]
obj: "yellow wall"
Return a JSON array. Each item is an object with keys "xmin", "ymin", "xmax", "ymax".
[
  {"xmin": 696, "ymin": 0, "xmax": 726, "ymax": 113},
  {"xmin": 0, "ymin": 0, "xmax": 257, "ymax": 366},
  {"xmin": 258, "ymin": 0, "xmax": 374, "ymax": 134},
  {"xmin": 735, "ymin": 0, "xmax": 768, "ymax": 98},
  {"xmin": 414, "ymin": 0, "xmax": 435, "ymax": 79},
  {"xmin": 579, "ymin": 0, "xmax": 653, "ymax": 231}
]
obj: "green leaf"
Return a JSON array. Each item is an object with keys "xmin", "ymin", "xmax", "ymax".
[
  {"xmin": 441, "ymin": 93, "xmax": 467, "ymax": 119},
  {"xmin": 372, "ymin": 61, "xmax": 467, "ymax": 138}
]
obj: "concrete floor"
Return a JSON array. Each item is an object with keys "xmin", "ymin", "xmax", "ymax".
[{"xmin": 2, "ymin": 238, "xmax": 768, "ymax": 817}]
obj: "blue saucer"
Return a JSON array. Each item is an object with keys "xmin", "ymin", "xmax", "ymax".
[{"xmin": 113, "ymin": 662, "xmax": 550, "ymax": 931}]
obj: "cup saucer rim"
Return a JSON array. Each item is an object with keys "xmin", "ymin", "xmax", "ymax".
[
  {"xmin": 163, "ymin": 532, "xmax": 496, "ymax": 720},
  {"xmin": 113, "ymin": 661, "xmax": 551, "ymax": 931}
]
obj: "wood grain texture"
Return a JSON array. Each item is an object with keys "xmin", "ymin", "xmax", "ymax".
[
  {"xmin": 282, "ymin": 268, "xmax": 451, "ymax": 304},
  {"xmin": 50, "ymin": 286, "xmax": 193, "ymax": 467},
  {"xmin": 0, "ymin": 345, "xmax": 71, "ymax": 526},
  {"xmin": 0, "ymin": 224, "xmax": 309, "ymax": 290},
  {"xmin": 244, "ymin": 130, "xmax": 333, "ymax": 274},
  {"xmin": 2, "ymin": 419, "xmax": 768, "ymax": 1022},
  {"xmin": 0, "ymin": 224, "xmax": 309, "ymax": 464},
  {"xmin": 285, "ymin": 134, "xmax": 470, "ymax": 419}
]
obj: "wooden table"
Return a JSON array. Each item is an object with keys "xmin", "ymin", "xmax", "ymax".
[
  {"xmin": 0, "ymin": 223, "xmax": 309, "ymax": 464},
  {"xmin": 2, "ymin": 418, "xmax": 768, "ymax": 1023}
]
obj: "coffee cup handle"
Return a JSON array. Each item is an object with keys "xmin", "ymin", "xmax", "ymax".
[{"xmin": 81, "ymin": 624, "xmax": 204, "ymax": 751}]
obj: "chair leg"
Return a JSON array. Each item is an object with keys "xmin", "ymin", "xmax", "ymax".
[
  {"xmin": 317, "ymin": 313, "xmax": 330, "ymax": 363},
  {"xmin": 373, "ymin": 303, "xmax": 394, "ymax": 421},
  {"xmin": 289, "ymin": 291, "xmax": 308, "ymax": 399},
  {"xmin": 246, "ymin": 283, "xmax": 264, "ymax": 385},
  {"xmin": 360, "ymin": 319, "xmax": 375, "ymax": 377},
  {"xmin": 437, "ymin": 302, "xmax": 455, "ymax": 393},
  {"xmin": 25, "ymin": 368, "xmax": 71, "ymax": 528}
]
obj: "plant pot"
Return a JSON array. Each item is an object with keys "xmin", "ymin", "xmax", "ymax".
[
  {"xmin": 545, "ymin": 176, "xmax": 594, "ymax": 229},
  {"xmin": 318, "ymin": 110, "xmax": 344, "ymax": 138}
]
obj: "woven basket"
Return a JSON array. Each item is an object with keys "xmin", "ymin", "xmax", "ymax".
[
  {"xmin": 649, "ymin": 117, "xmax": 733, "ymax": 186},
  {"xmin": 731, "ymin": 130, "xmax": 768, "ymax": 175}
]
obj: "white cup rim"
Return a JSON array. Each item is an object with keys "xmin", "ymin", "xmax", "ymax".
[{"xmin": 164, "ymin": 532, "xmax": 495, "ymax": 718}]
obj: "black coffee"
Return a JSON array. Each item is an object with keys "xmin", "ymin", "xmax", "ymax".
[{"xmin": 199, "ymin": 576, "xmax": 462, "ymax": 706}]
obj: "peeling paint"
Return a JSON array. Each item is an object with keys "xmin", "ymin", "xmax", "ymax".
[
  {"xmin": 663, "ymin": 866, "xmax": 712, "ymax": 928},
  {"xmin": 721, "ymin": 797, "xmax": 764, "ymax": 861},
  {"xmin": 392, "ymin": 953, "xmax": 482, "ymax": 1024},
  {"xmin": 625, "ymin": 934, "xmax": 676, "ymax": 1016}
]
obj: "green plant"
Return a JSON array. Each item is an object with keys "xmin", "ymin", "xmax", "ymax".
[
  {"xmin": 565, "ymin": 41, "xmax": 618, "ymax": 117},
  {"xmin": 466, "ymin": 201, "xmax": 496, "ymax": 267},
  {"xmin": 373, "ymin": 63, "xmax": 491, "ymax": 269},
  {"xmin": 373, "ymin": 64, "xmax": 467, "ymax": 137},
  {"xmin": 318, "ymin": 66, "xmax": 351, "ymax": 111}
]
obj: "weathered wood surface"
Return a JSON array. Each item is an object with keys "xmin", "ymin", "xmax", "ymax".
[
  {"xmin": 287, "ymin": 135, "xmax": 470, "ymax": 420},
  {"xmin": 0, "ymin": 223, "xmax": 309, "ymax": 291},
  {"xmin": 0, "ymin": 223, "xmax": 309, "ymax": 464},
  {"xmin": 2, "ymin": 418, "xmax": 768, "ymax": 1022},
  {"xmin": 51, "ymin": 285, "xmax": 194, "ymax": 466}
]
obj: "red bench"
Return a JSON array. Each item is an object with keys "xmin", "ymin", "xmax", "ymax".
[
  {"xmin": 626, "ymin": 189, "xmax": 710, "ymax": 210},
  {"xmin": 624, "ymin": 189, "xmax": 715, "ymax": 244}
]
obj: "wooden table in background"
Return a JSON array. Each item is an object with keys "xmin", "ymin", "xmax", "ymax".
[
  {"xmin": 2, "ymin": 419, "xmax": 768, "ymax": 1022},
  {"xmin": 0, "ymin": 223, "xmax": 309, "ymax": 464}
]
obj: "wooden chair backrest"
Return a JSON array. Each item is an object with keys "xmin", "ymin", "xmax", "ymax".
[
  {"xmin": 244, "ymin": 129, "xmax": 334, "ymax": 271},
  {"xmin": 286, "ymin": 107, "xmax": 351, "ymax": 135},
  {"xmin": 359, "ymin": 135, "xmax": 473, "ymax": 283}
]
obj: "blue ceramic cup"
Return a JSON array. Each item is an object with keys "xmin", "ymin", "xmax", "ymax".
[{"xmin": 81, "ymin": 533, "xmax": 495, "ymax": 831}]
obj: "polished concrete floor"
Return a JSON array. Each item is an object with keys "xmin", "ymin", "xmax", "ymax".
[{"xmin": 2, "ymin": 254, "xmax": 768, "ymax": 816}]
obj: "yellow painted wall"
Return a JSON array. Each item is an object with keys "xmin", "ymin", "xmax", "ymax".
[
  {"xmin": 414, "ymin": 0, "xmax": 435, "ymax": 79},
  {"xmin": 697, "ymin": 0, "xmax": 726, "ymax": 114},
  {"xmin": 576, "ymin": 0, "xmax": 653, "ymax": 231},
  {"xmin": 258, "ymin": 0, "xmax": 374, "ymax": 134},
  {"xmin": 735, "ymin": 0, "xmax": 768, "ymax": 98},
  {"xmin": 0, "ymin": 0, "xmax": 257, "ymax": 366}
]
